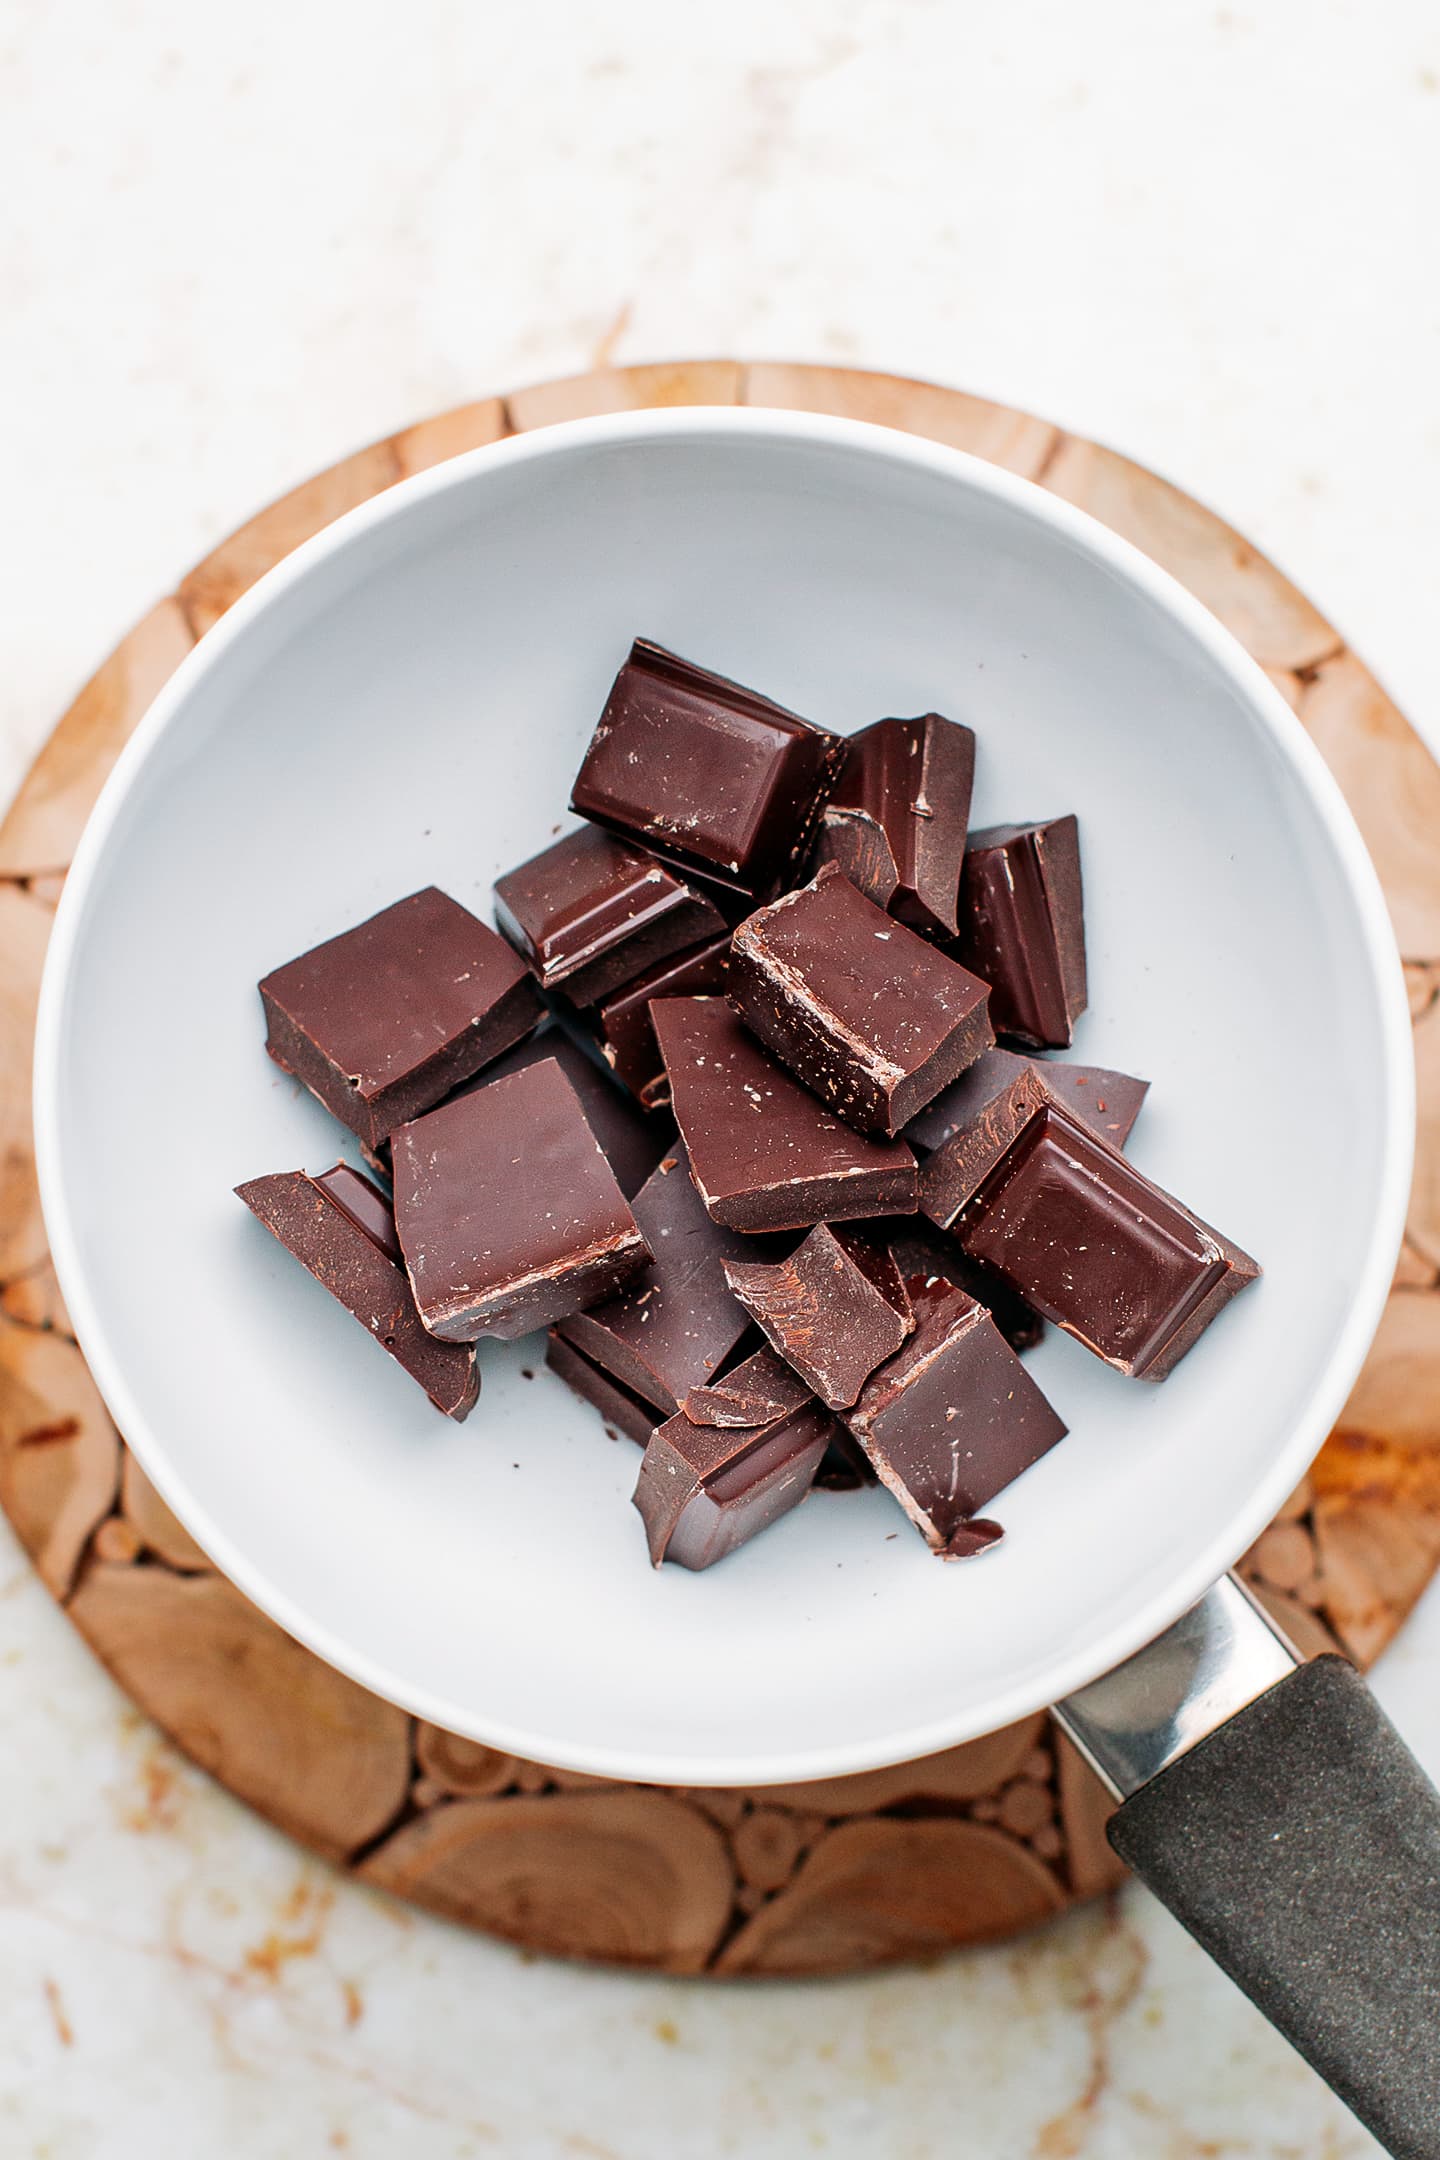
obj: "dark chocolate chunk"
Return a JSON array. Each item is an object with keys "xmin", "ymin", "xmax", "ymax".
[
  {"xmin": 958, "ymin": 1104, "xmax": 1260, "ymax": 1380},
  {"xmin": 845, "ymin": 1277, "xmax": 1067, "ymax": 1549},
  {"xmin": 874, "ymin": 1213, "xmax": 1046, "ymax": 1354},
  {"xmin": 494, "ymin": 824, "xmax": 724, "ymax": 1006},
  {"xmin": 729, "ymin": 865, "xmax": 994, "ymax": 1136},
  {"xmin": 683, "ymin": 1345, "xmax": 814, "ymax": 1428},
  {"xmin": 391, "ymin": 1056, "xmax": 650, "ymax": 1341},
  {"xmin": 260, "ymin": 887, "xmax": 542, "ymax": 1150},
  {"xmin": 634, "ymin": 1392, "xmax": 834, "ymax": 1570},
  {"xmin": 722, "ymin": 1225, "xmax": 914, "ymax": 1412},
  {"xmin": 942, "ymin": 1517, "xmax": 1005, "ymax": 1560},
  {"xmin": 571, "ymin": 639, "xmax": 847, "ymax": 901},
  {"xmin": 553, "ymin": 1148, "xmax": 760, "ymax": 1414},
  {"xmin": 593, "ymin": 934, "xmax": 731, "ymax": 1106},
  {"xmin": 236, "ymin": 1166, "xmax": 478, "ymax": 1420},
  {"xmin": 954, "ymin": 817, "xmax": 1086, "ymax": 1049},
  {"xmin": 544, "ymin": 1330, "xmax": 658, "ymax": 1446},
  {"xmin": 371, "ymin": 1021, "xmax": 672, "ymax": 1198},
  {"xmin": 907, "ymin": 1045, "xmax": 1148, "ymax": 1159},
  {"xmin": 815, "ymin": 712, "xmax": 975, "ymax": 937},
  {"xmin": 652, "ymin": 997, "xmax": 918, "ymax": 1232}
]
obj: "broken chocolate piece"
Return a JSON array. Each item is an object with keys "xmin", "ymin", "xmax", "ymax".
[
  {"xmin": 554, "ymin": 1147, "xmax": 761, "ymax": 1414},
  {"xmin": 907, "ymin": 1046, "xmax": 1148, "ymax": 1158},
  {"xmin": 722, "ymin": 1225, "xmax": 914, "ymax": 1412},
  {"xmin": 260, "ymin": 886, "xmax": 542, "ymax": 1150},
  {"xmin": 593, "ymin": 934, "xmax": 731, "ymax": 1106},
  {"xmin": 545, "ymin": 1330, "xmax": 658, "ymax": 1446},
  {"xmin": 391, "ymin": 1056, "xmax": 650, "ymax": 1341},
  {"xmin": 446, "ymin": 1021, "xmax": 673, "ymax": 1201},
  {"xmin": 943, "ymin": 1518, "xmax": 1005, "ymax": 1560},
  {"xmin": 958, "ymin": 1104, "xmax": 1260, "ymax": 1380},
  {"xmin": 571, "ymin": 639, "xmax": 847, "ymax": 900},
  {"xmin": 955, "ymin": 817, "xmax": 1086, "ymax": 1049},
  {"xmin": 683, "ymin": 1345, "xmax": 814, "ymax": 1428},
  {"xmin": 236, "ymin": 1166, "xmax": 478, "ymax": 1420},
  {"xmin": 846, "ymin": 1277, "xmax": 1067, "ymax": 1548},
  {"xmin": 494, "ymin": 824, "xmax": 724, "ymax": 1006},
  {"xmin": 634, "ymin": 1393, "xmax": 834, "ymax": 1570},
  {"xmin": 729, "ymin": 864, "xmax": 994, "ymax": 1136},
  {"xmin": 815, "ymin": 712, "xmax": 974, "ymax": 937},
  {"xmin": 652, "ymin": 997, "xmax": 918, "ymax": 1232}
]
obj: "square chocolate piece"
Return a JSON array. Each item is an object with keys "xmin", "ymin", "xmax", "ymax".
[
  {"xmin": 571, "ymin": 639, "xmax": 847, "ymax": 900},
  {"xmin": 652, "ymin": 997, "xmax": 918, "ymax": 1232},
  {"xmin": 260, "ymin": 887, "xmax": 542, "ymax": 1150},
  {"xmin": 391, "ymin": 1056, "xmax": 651, "ymax": 1341},
  {"xmin": 954, "ymin": 817, "xmax": 1086, "ymax": 1049},
  {"xmin": 729, "ymin": 865, "xmax": 994, "ymax": 1136},
  {"xmin": 957, "ymin": 1104, "xmax": 1260, "ymax": 1380},
  {"xmin": 815, "ymin": 712, "xmax": 975, "ymax": 937},
  {"xmin": 634, "ymin": 1386, "xmax": 834, "ymax": 1570},
  {"xmin": 494, "ymin": 824, "xmax": 724, "ymax": 1006},
  {"xmin": 723, "ymin": 1225, "xmax": 914, "ymax": 1412},
  {"xmin": 915, "ymin": 1047, "xmax": 1149, "ymax": 1229},
  {"xmin": 845, "ymin": 1276, "xmax": 1067, "ymax": 1548},
  {"xmin": 237, "ymin": 1164, "xmax": 478, "ymax": 1420},
  {"xmin": 554, "ymin": 1147, "xmax": 760, "ymax": 1414}
]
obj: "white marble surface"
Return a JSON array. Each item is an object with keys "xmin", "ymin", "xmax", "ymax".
[{"xmin": 3, "ymin": 0, "xmax": 1439, "ymax": 2152}]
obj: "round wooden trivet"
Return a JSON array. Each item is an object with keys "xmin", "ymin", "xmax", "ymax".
[{"xmin": 3, "ymin": 362, "xmax": 1439, "ymax": 1977}]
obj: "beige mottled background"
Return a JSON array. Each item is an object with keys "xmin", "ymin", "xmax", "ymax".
[{"xmin": 2, "ymin": 1, "xmax": 1438, "ymax": 2153}]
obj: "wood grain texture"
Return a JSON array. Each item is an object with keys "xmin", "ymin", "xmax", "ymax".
[{"xmin": 2, "ymin": 360, "xmax": 1437, "ymax": 1975}]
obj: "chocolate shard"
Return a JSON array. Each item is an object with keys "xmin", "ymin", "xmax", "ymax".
[
  {"xmin": 907, "ymin": 1045, "xmax": 1148, "ymax": 1159},
  {"xmin": 722, "ymin": 1225, "xmax": 914, "ymax": 1412},
  {"xmin": 954, "ymin": 817, "xmax": 1086, "ymax": 1049},
  {"xmin": 652, "ymin": 996, "xmax": 918, "ymax": 1233},
  {"xmin": 815, "ymin": 712, "xmax": 975, "ymax": 937},
  {"xmin": 545, "ymin": 1330, "xmax": 659, "ymax": 1446},
  {"xmin": 260, "ymin": 886, "xmax": 543, "ymax": 1150},
  {"xmin": 942, "ymin": 1518, "xmax": 1005, "ymax": 1560},
  {"xmin": 553, "ymin": 1147, "xmax": 762, "ymax": 1415},
  {"xmin": 592, "ymin": 933, "xmax": 732, "ymax": 1106},
  {"xmin": 845, "ymin": 1277, "xmax": 1067, "ymax": 1549},
  {"xmin": 391, "ymin": 1056, "xmax": 650, "ymax": 1342},
  {"xmin": 879, "ymin": 1213, "xmax": 1046, "ymax": 1355},
  {"xmin": 570, "ymin": 639, "xmax": 847, "ymax": 901},
  {"xmin": 958, "ymin": 1104, "xmax": 1260, "ymax": 1380},
  {"xmin": 683, "ymin": 1346, "xmax": 814, "ymax": 1428},
  {"xmin": 729, "ymin": 865, "xmax": 994, "ymax": 1138},
  {"xmin": 236, "ymin": 1166, "xmax": 478, "ymax": 1420},
  {"xmin": 634, "ymin": 1393, "xmax": 834, "ymax": 1570},
  {"xmin": 494, "ymin": 824, "xmax": 724, "ymax": 1006}
]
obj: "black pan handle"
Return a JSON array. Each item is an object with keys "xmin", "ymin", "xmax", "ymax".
[{"xmin": 1058, "ymin": 1586, "xmax": 1440, "ymax": 2157}]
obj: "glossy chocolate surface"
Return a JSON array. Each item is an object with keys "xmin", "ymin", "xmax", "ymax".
[
  {"xmin": 652, "ymin": 996, "xmax": 918, "ymax": 1232},
  {"xmin": 237, "ymin": 1167, "xmax": 478, "ymax": 1420},
  {"xmin": 594, "ymin": 933, "xmax": 731, "ymax": 1105},
  {"xmin": 959, "ymin": 1105, "xmax": 1260, "ymax": 1379},
  {"xmin": 259, "ymin": 886, "xmax": 542, "ymax": 1149},
  {"xmin": 494, "ymin": 823, "xmax": 723, "ymax": 1005},
  {"xmin": 723, "ymin": 1225, "xmax": 914, "ymax": 1412},
  {"xmin": 391, "ymin": 1056, "xmax": 650, "ymax": 1341},
  {"xmin": 571, "ymin": 639, "xmax": 847, "ymax": 899},
  {"xmin": 955, "ymin": 817, "xmax": 1086, "ymax": 1049},
  {"xmin": 554, "ymin": 1147, "xmax": 759, "ymax": 1414},
  {"xmin": 729, "ymin": 866, "xmax": 993, "ymax": 1137},
  {"xmin": 815, "ymin": 712, "xmax": 974, "ymax": 936},
  {"xmin": 845, "ymin": 1277, "xmax": 1066, "ymax": 1547},
  {"xmin": 633, "ymin": 1391, "xmax": 833, "ymax": 1570}
]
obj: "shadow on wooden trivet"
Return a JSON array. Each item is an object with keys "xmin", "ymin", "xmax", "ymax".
[{"xmin": 3, "ymin": 362, "xmax": 1439, "ymax": 1977}]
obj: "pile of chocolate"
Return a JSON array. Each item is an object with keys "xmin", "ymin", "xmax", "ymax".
[{"xmin": 238, "ymin": 639, "xmax": 1258, "ymax": 1571}]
